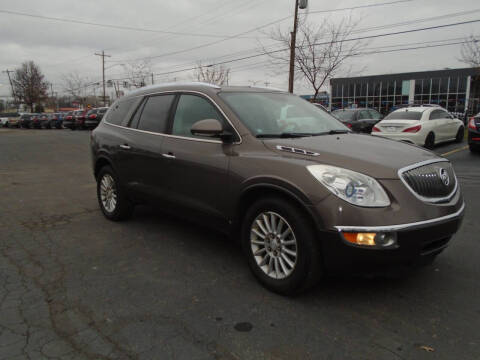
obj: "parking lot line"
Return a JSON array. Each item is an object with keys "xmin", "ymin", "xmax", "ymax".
[{"xmin": 441, "ymin": 145, "xmax": 469, "ymax": 157}]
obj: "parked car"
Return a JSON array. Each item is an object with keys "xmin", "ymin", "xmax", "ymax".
[
  {"xmin": 331, "ymin": 108, "xmax": 383, "ymax": 133},
  {"xmin": 19, "ymin": 113, "xmax": 35, "ymax": 128},
  {"xmin": 30, "ymin": 114, "xmax": 44, "ymax": 129},
  {"xmin": 0, "ymin": 112, "xmax": 21, "ymax": 128},
  {"xmin": 53, "ymin": 113, "xmax": 65, "ymax": 129},
  {"xmin": 85, "ymin": 107, "xmax": 108, "ymax": 129},
  {"xmin": 372, "ymin": 106, "xmax": 464, "ymax": 149},
  {"xmin": 62, "ymin": 111, "xmax": 76, "ymax": 130},
  {"xmin": 74, "ymin": 109, "xmax": 89, "ymax": 130},
  {"xmin": 45, "ymin": 113, "xmax": 59, "ymax": 129},
  {"xmin": 0, "ymin": 114, "xmax": 8, "ymax": 127},
  {"xmin": 91, "ymin": 83, "xmax": 464, "ymax": 295},
  {"xmin": 468, "ymin": 112, "xmax": 480, "ymax": 152}
]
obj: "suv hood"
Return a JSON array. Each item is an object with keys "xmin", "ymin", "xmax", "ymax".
[{"xmin": 262, "ymin": 133, "xmax": 442, "ymax": 179}]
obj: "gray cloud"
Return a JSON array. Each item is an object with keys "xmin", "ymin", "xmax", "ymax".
[{"xmin": 0, "ymin": 0, "xmax": 478, "ymax": 98}]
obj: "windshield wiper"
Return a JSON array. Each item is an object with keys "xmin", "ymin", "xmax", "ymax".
[
  {"xmin": 312, "ymin": 130, "xmax": 351, "ymax": 136},
  {"xmin": 256, "ymin": 132, "xmax": 314, "ymax": 138}
]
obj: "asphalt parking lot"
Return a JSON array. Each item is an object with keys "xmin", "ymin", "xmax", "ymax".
[{"xmin": 0, "ymin": 128, "xmax": 479, "ymax": 360}]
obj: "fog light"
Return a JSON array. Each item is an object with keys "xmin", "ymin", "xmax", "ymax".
[
  {"xmin": 374, "ymin": 232, "xmax": 397, "ymax": 247},
  {"xmin": 342, "ymin": 232, "xmax": 397, "ymax": 248}
]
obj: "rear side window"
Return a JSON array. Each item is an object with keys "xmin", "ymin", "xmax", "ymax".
[
  {"xmin": 367, "ymin": 110, "xmax": 382, "ymax": 120},
  {"xmin": 171, "ymin": 94, "xmax": 224, "ymax": 138},
  {"xmin": 137, "ymin": 95, "xmax": 175, "ymax": 133},
  {"xmin": 429, "ymin": 109, "xmax": 448, "ymax": 120},
  {"xmin": 357, "ymin": 110, "xmax": 370, "ymax": 120},
  {"xmin": 105, "ymin": 98, "xmax": 137, "ymax": 125},
  {"xmin": 332, "ymin": 110, "xmax": 355, "ymax": 121},
  {"xmin": 383, "ymin": 111, "xmax": 422, "ymax": 121}
]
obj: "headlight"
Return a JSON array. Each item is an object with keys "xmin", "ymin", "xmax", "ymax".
[{"xmin": 307, "ymin": 165, "xmax": 390, "ymax": 207}]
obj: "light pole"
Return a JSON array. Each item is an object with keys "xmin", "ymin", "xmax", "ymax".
[{"xmin": 288, "ymin": 0, "xmax": 308, "ymax": 93}]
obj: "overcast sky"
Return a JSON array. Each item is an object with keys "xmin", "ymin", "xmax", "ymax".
[{"xmin": 0, "ymin": 0, "xmax": 478, "ymax": 98}]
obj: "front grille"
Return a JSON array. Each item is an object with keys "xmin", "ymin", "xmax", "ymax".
[{"xmin": 401, "ymin": 161, "xmax": 456, "ymax": 201}]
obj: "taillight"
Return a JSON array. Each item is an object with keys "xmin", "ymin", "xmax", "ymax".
[
  {"xmin": 469, "ymin": 117, "xmax": 477, "ymax": 130},
  {"xmin": 372, "ymin": 126, "xmax": 381, "ymax": 132},
  {"xmin": 346, "ymin": 123, "xmax": 352, "ymax": 128},
  {"xmin": 89, "ymin": 114, "xmax": 97, "ymax": 119},
  {"xmin": 403, "ymin": 125, "xmax": 421, "ymax": 133}
]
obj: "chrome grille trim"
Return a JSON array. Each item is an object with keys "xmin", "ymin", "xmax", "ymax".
[{"xmin": 398, "ymin": 159, "xmax": 458, "ymax": 203}]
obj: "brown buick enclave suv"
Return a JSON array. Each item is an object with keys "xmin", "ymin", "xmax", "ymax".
[{"xmin": 90, "ymin": 83, "xmax": 464, "ymax": 294}]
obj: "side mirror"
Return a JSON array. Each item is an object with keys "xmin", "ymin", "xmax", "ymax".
[{"xmin": 191, "ymin": 119, "xmax": 233, "ymax": 142}]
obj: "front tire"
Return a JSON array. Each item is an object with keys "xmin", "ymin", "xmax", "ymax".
[
  {"xmin": 241, "ymin": 197, "xmax": 322, "ymax": 295},
  {"xmin": 96, "ymin": 166, "xmax": 133, "ymax": 221},
  {"xmin": 424, "ymin": 132, "xmax": 435, "ymax": 149}
]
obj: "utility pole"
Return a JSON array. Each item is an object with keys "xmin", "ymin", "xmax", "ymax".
[
  {"xmin": 50, "ymin": 83, "xmax": 55, "ymax": 111},
  {"xmin": 3, "ymin": 69, "xmax": 16, "ymax": 102},
  {"xmin": 95, "ymin": 50, "xmax": 111, "ymax": 106},
  {"xmin": 151, "ymin": 73, "xmax": 154, "ymax": 85},
  {"xmin": 288, "ymin": 0, "xmax": 308, "ymax": 93}
]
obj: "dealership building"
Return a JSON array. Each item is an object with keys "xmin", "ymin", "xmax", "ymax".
[{"xmin": 329, "ymin": 67, "xmax": 480, "ymax": 115}]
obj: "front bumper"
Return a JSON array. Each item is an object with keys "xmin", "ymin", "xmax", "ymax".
[{"xmin": 321, "ymin": 203, "xmax": 464, "ymax": 273}]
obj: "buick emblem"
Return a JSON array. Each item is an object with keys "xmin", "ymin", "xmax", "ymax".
[{"xmin": 439, "ymin": 168, "xmax": 450, "ymax": 186}]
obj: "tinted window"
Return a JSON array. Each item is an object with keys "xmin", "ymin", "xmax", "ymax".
[
  {"xmin": 106, "ymin": 98, "xmax": 137, "ymax": 125},
  {"xmin": 429, "ymin": 109, "xmax": 448, "ymax": 120},
  {"xmin": 172, "ymin": 94, "xmax": 224, "ymax": 138},
  {"xmin": 129, "ymin": 98, "xmax": 146, "ymax": 129},
  {"xmin": 357, "ymin": 110, "xmax": 370, "ymax": 120},
  {"xmin": 383, "ymin": 111, "xmax": 423, "ymax": 121},
  {"xmin": 98, "ymin": 108, "xmax": 108, "ymax": 114},
  {"xmin": 367, "ymin": 110, "xmax": 382, "ymax": 120},
  {"xmin": 137, "ymin": 95, "xmax": 174, "ymax": 133},
  {"xmin": 332, "ymin": 110, "xmax": 355, "ymax": 121}
]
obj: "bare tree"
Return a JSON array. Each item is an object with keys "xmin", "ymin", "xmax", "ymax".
[
  {"xmin": 264, "ymin": 17, "xmax": 364, "ymax": 101},
  {"xmin": 193, "ymin": 62, "xmax": 230, "ymax": 85},
  {"xmin": 121, "ymin": 60, "xmax": 152, "ymax": 88},
  {"xmin": 62, "ymin": 72, "xmax": 92, "ymax": 106},
  {"xmin": 459, "ymin": 35, "xmax": 480, "ymax": 68},
  {"xmin": 12, "ymin": 61, "xmax": 49, "ymax": 112}
]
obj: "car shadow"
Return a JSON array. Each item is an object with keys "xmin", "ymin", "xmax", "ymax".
[{"xmin": 127, "ymin": 205, "xmax": 444, "ymax": 300}]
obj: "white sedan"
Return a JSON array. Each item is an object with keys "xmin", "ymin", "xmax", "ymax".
[{"xmin": 371, "ymin": 106, "xmax": 464, "ymax": 149}]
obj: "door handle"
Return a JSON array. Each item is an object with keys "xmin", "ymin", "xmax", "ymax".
[
  {"xmin": 162, "ymin": 153, "xmax": 176, "ymax": 159},
  {"xmin": 119, "ymin": 144, "xmax": 131, "ymax": 150}
]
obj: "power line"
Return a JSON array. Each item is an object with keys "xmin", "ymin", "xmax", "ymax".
[
  {"xmin": 109, "ymin": 0, "xmax": 415, "ymax": 63},
  {"xmin": 0, "ymin": 9, "xmax": 259, "ymax": 40},
  {"xmin": 114, "ymin": 19, "xmax": 480, "ymax": 81}
]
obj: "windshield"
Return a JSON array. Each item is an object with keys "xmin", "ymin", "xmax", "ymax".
[
  {"xmin": 384, "ymin": 111, "xmax": 423, "ymax": 121},
  {"xmin": 332, "ymin": 110, "xmax": 355, "ymax": 121},
  {"xmin": 219, "ymin": 92, "xmax": 348, "ymax": 137}
]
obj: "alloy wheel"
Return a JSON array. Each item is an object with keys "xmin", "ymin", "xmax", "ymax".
[
  {"xmin": 100, "ymin": 174, "xmax": 117, "ymax": 213},
  {"xmin": 250, "ymin": 211, "xmax": 298, "ymax": 280}
]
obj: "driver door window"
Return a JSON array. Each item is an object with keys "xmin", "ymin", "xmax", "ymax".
[{"xmin": 171, "ymin": 94, "xmax": 225, "ymax": 138}]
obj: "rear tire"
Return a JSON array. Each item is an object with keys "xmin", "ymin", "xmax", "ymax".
[
  {"xmin": 424, "ymin": 132, "xmax": 435, "ymax": 149},
  {"xmin": 241, "ymin": 197, "xmax": 323, "ymax": 295},
  {"xmin": 97, "ymin": 166, "xmax": 133, "ymax": 221},
  {"xmin": 470, "ymin": 144, "xmax": 479, "ymax": 153}
]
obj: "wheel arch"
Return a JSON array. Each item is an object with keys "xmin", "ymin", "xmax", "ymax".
[
  {"xmin": 235, "ymin": 182, "xmax": 323, "ymax": 236},
  {"xmin": 94, "ymin": 155, "xmax": 114, "ymax": 179}
]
